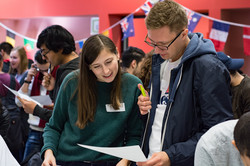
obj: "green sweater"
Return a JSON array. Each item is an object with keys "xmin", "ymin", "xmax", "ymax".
[{"xmin": 41, "ymin": 70, "xmax": 143, "ymax": 162}]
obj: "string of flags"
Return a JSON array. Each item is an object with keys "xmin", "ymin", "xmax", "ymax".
[{"xmin": 0, "ymin": 0, "xmax": 250, "ymax": 55}]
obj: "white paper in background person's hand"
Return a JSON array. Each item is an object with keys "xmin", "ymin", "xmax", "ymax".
[
  {"xmin": 77, "ymin": 144, "xmax": 147, "ymax": 162},
  {"xmin": 31, "ymin": 95, "xmax": 52, "ymax": 106},
  {"xmin": 3, "ymin": 84, "xmax": 43, "ymax": 107}
]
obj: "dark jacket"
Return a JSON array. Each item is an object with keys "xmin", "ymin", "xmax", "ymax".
[
  {"xmin": 141, "ymin": 33, "xmax": 233, "ymax": 166},
  {"xmin": 33, "ymin": 57, "xmax": 80, "ymax": 121},
  {"xmin": 0, "ymin": 106, "xmax": 9, "ymax": 138}
]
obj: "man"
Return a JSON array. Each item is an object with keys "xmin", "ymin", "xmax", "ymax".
[
  {"xmin": 17, "ymin": 25, "xmax": 79, "ymax": 122},
  {"xmin": 121, "ymin": 46, "xmax": 145, "ymax": 75},
  {"xmin": 195, "ymin": 111, "xmax": 250, "ymax": 166},
  {"xmin": 137, "ymin": 0, "xmax": 233, "ymax": 165},
  {"xmin": 0, "ymin": 42, "xmax": 13, "ymax": 73},
  {"xmin": 194, "ymin": 119, "xmax": 244, "ymax": 166},
  {"xmin": 233, "ymin": 111, "xmax": 250, "ymax": 166},
  {"xmin": 217, "ymin": 51, "xmax": 250, "ymax": 119}
]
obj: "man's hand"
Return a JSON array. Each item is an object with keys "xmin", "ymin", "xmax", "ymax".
[
  {"xmin": 16, "ymin": 96, "xmax": 37, "ymax": 114},
  {"xmin": 42, "ymin": 72, "xmax": 55, "ymax": 91},
  {"xmin": 137, "ymin": 151, "xmax": 170, "ymax": 166},
  {"xmin": 137, "ymin": 84, "xmax": 151, "ymax": 115}
]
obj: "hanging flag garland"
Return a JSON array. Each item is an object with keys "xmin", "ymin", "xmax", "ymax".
[
  {"xmin": 120, "ymin": 14, "xmax": 135, "ymax": 40},
  {"xmin": 185, "ymin": 9, "xmax": 202, "ymax": 33},
  {"xmin": 209, "ymin": 21, "xmax": 230, "ymax": 51},
  {"xmin": 6, "ymin": 30, "xmax": 16, "ymax": 47},
  {"xmin": 141, "ymin": 0, "xmax": 153, "ymax": 16},
  {"xmin": 243, "ymin": 27, "xmax": 250, "ymax": 56},
  {"xmin": 0, "ymin": 0, "xmax": 250, "ymax": 55}
]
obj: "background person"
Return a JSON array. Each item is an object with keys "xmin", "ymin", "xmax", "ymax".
[
  {"xmin": 0, "ymin": 52, "xmax": 26, "ymax": 163},
  {"xmin": 0, "ymin": 99, "xmax": 20, "ymax": 166},
  {"xmin": 0, "ymin": 42, "xmax": 13, "ymax": 73},
  {"xmin": 121, "ymin": 46, "xmax": 145, "ymax": 76},
  {"xmin": 217, "ymin": 51, "xmax": 250, "ymax": 119},
  {"xmin": 233, "ymin": 111, "xmax": 250, "ymax": 166},
  {"xmin": 194, "ymin": 119, "xmax": 244, "ymax": 166},
  {"xmin": 137, "ymin": 49, "xmax": 154, "ymax": 92},
  {"xmin": 9, "ymin": 46, "xmax": 29, "ymax": 85},
  {"xmin": 17, "ymin": 25, "xmax": 79, "ymax": 123},
  {"xmin": 15, "ymin": 50, "xmax": 57, "ymax": 165}
]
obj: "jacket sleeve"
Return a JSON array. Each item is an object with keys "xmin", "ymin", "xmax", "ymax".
[
  {"xmin": 33, "ymin": 105, "xmax": 52, "ymax": 122},
  {"xmin": 0, "ymin": 107, "xmax": 10, "ymax": 138}
]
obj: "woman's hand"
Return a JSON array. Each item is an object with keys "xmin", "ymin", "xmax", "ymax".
[
  {"xmin": 116, "ymin": 159, "xmax": 130, "ymax": 166},
  {"xmin": 42, "ymin": 149, "xmax": 57, "ymax": 166}
]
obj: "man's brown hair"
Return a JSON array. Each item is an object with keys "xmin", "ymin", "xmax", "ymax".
[{"xmin": 145, "ymin": 0, "xmax": 188, "ymax": 33}]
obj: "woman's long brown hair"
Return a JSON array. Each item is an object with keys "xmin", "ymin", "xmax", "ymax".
[{"xmin": 76, "ymin": 34, "xmax": 122, "ymax": 129}]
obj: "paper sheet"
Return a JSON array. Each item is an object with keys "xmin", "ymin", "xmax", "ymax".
[
  {"xmin": 77, "ymin": 144, "xmax": 147, "ymax": 162},
  {"xmin": 3, "ymin": 84, "xmax": 43, "ymax": 107},
  {"xmin": 31, "ymin": 95, "xmax": 52, "ymax": 106}
]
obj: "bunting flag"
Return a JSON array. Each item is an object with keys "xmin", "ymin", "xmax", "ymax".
[
  {"xmin": 141, "ymin": 1, "xmax": 153, "ymax": 16},
  {"xmin": 24, "ymin": 38, "xmax": 35, "ymax": 52},
  {"xmin": 120, "ymin": 14, "xmax": 135, "ymax": 40},
  {"xmin": 102, "ymin": 29, "xmax": 110, "ymax": 37},
  {"xmin": 186, "ymin": 10, "xmax": 201, "ymax": 33},
  {"xmin": 78, "ymin": 40, "xmax": 84, "ymax": 49},
  {"xmin": 243, "ymin": 27, "xmax": 250, "ymax": 56},
  {"xmin": 209, "ymin": 21, "xmax": 230, "ymax": 51},
  {"xmin": 0, "ymin": 2, "xmax": 250, "ymax": 57},
  {"xmin": 6, "ymin": 30, "xmax": 15, "ymax": 47}
]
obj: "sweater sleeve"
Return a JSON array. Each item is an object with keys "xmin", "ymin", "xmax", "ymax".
[
  {"xmin": 123, "ymin": 75, "xmax": 143, "ymax": 146},
  {"xmin": 40, "ymin": 73, "xmax": 74, "ymax": 159}
]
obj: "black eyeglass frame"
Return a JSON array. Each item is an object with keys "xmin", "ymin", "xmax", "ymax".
[
  {"xmin": 40, "ymin": 49, "xmax": 50, "ymax": 57},
  {"xmin": 144, "ymin": 29, "xmax": 184, "ymax": 50}
]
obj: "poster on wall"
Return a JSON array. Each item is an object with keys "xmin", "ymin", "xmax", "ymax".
[{"xmin": 90, "ymin": 17, "xmax": 99, "ymax": 35}]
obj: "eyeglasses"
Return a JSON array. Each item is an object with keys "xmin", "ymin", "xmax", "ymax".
[
  {"xmin": 40, "ymin": 49, "xmax": 50, "ymax": 57},
  {"xmin": 144, "ymin": 30, "xmax": 184, "ymax": 50}
]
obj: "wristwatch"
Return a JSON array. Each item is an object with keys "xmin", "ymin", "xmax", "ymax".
[{"xmin": 24, "ymin": 78, "xmax": 31, "ymax": 84}]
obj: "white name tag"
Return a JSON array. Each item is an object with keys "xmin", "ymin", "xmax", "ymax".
[{"xmin": 106, "ymin": 103, "xmax": 125, "ymax": 112}]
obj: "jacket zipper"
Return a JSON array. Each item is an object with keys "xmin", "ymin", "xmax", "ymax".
[{"xmin": 161, "ymin": 65, "xmax": 183, "ymax": 150}]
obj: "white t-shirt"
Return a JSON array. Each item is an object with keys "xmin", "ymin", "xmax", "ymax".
[
  {"xmin": 148, "ymin": 58, "xmax": 181, "ymax": 159},
  {"xmin": 0, "ymin": 135, "xmax": 20, "ymax": 166}
]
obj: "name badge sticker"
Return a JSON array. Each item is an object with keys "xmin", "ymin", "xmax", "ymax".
[{"xmin": 106, "ymin": 103, "xmax": 125, "ymax": 112}]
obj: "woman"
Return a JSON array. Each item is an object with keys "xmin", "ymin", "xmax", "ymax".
[
  {"xmin": 9, "ymin": 46, "xmax": 28, "ymax": 85},
  {"xmin": 0, "ymin": 53, "xmax": 20, "ymax": 98},
  {"xmin": 41, "ymin": 34, "xmax": 143, "ymax": 166},
  {"xmin": 15, "ymin": 50, "xmax": 58, "ymax": 164}
]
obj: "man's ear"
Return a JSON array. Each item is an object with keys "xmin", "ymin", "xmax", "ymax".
[
  {"xmin": 182, "ymin": 28, "xmax": 189, "ymax": 38},
  {"xmin": 232, "ymin": 140, "xmax": 238, "ymax": 150},
  {"xmin": 130, "ymin": 60, "xmax": 137, "ymax": 69}
]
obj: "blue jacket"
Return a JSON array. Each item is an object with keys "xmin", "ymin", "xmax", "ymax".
[{"xmin": 141, "ymin": 33, "xmax": 233, "ymax": 166}]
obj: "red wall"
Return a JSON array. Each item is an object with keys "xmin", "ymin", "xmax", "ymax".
[{"xmin": 0, "ymin": 0, "xmax": 250, "ymax": 73}]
